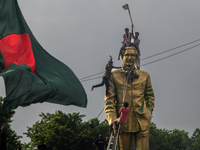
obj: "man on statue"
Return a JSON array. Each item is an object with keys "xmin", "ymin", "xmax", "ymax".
[{"xmin": 104, "ymin": 46, "xmax": 155, "ymax": 150}]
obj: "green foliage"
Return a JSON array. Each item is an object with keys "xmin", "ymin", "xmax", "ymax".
[
  {"xmin": 187, "ymin": 127, "xmax": 200, "ymax": 150},
  {"xmin": 168, "ymin": 128, "xmax": 190, "ymax": 150},
  {"xmin": 21, "ymin": 142, "xmax": 32, "ymax": 150},
  {"xmin": 23, "ymin": 111, "xmax": 200, "ymax": 150},
  {"xmin": 150, "ymin": 122, "xmax": 171, "ymax": 150},
  {"xmin": 24, "ymin": 111, "xmax": 109, "ymax": 150},
  {"xmin": 0, "ymin": 97, "xmax": 22, "ymax": 149},
  {"xmin": 150, "ymin": 122, "xmax": 193, "ymax": 150}
]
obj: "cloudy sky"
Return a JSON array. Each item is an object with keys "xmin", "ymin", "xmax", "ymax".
[{"xmin": 1, "ymin": 0, "xmax": 200, "ymax": 143}]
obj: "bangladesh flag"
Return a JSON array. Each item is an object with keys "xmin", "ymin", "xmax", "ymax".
[
  {"xmin": 0, "ymin": 0, "xmax": 87, "ymax": 111},
  {"xmin": 122, "ymin": 4, "xmax": 129, "ymax": 10}
]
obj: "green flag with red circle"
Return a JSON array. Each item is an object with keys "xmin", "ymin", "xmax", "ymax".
[{"xmin": 0, "ymin": 0, "xmax": 87, "ymax": 111}]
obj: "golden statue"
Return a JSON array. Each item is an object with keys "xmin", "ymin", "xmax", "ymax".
[{"xmin": 104, "ymin": 46, "xmax": 155, "ymax": 150}]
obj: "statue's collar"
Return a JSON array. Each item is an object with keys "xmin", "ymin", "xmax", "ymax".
[
  {"xmin": 121, "ymin": 65, "xmax": 135, "ymax": 73},
  {"xmin": 121, "ymin": 65, "xmax": 139, "ymax": 82}
]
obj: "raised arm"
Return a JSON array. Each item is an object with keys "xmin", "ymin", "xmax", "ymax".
[{"xmin": 131, "ymin": 24, "xmax": 134, "ymax": 38}]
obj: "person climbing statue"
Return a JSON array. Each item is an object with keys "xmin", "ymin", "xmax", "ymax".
[
  {"xmin": 112, "ymin": 102, "xmax": 130, "ymax": 136},
  {"xmin": 114, "ymin": 102, "xmax": 130, "ymax": 124},
  {"xmin": 91, "ymin": 56, "xmax": 120, "ymax": 96}
]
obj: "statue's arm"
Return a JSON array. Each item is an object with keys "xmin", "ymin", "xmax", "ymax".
[
  {"xmin": 113, "ymin": 66, "xmax": 121, "ymax": 69},
  {"xmin": 144, "ymin": 74, "xmax": 155, "ymax": 113},
  {"xmin": 104, "ymin": 75, "xmax": 117, "ymax": 125}
]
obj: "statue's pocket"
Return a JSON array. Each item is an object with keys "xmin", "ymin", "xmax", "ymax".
[{"xmin": 131, "ymin": 81, "xmax": 146, "ymax": 92}]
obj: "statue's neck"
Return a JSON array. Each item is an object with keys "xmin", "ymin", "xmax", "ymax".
[{"xmin": 122, "ymin": 65, "xmax": 135, "ymax": 71}]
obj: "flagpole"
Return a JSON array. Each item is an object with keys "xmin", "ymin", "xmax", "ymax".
[
  {"xmin": 123, "ymin": 4, "xmax": 133, "ymax": 25},
  {"xmin": 128, "ymin": 9, "xmax": 133, "ymax": 25}
]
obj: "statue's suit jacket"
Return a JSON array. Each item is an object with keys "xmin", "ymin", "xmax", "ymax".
[{"xmin": 104, "ymin": 68, "xmax": 155, "ymax": 132}]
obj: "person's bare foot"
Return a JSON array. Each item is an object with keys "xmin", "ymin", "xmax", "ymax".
[{"xmin": 91, "ymin": 86, "xmax": 94, "ymax": 91}]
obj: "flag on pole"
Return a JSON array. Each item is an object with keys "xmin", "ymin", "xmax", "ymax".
[
  {"xmin": 0, "ymin": 0, "xmax": 87, "ymax": 111},
  {"xmin": 122, "ymin": 4, "xmax": 133, "ymax": 24},
  {"xmin": 122, "ymin": 4, "xmax": 129, "ymax": 10}
]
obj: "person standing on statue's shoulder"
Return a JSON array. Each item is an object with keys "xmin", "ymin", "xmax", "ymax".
[
  {"xmin": 132, "ymin": 32, "xmax": 141, "ymax": 70},
  {"xmin": 118, "ymin": 24, "xmax": 140, "ymax": 60},
  {"xmin": 105, "ymin": 46, "xmax": 155, "ymax": 150},
  {"xmin": 132, "ymin": 32, "xmax": 140, "ymax": 49}
]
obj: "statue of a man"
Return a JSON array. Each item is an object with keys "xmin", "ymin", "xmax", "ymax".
[{"xmin": 104, "ymin": 46, "xmax": 155, "ymax": 150}]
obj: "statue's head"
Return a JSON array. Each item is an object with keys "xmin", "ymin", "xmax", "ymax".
[{"xmin": 121, "ymin": 46, "xmax": 138, "ymax": 67}]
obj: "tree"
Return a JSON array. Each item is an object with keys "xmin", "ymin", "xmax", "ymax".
[
  {"xmin": 187, "ymin": 128, "xmax": 200, "ymax": 150},
  {"xmin": 149, "ymin": 123, "xmax": 190, "ymax": 150},
  {"xmin": 0, "ymin": 97, "xmax": 22, "ymax": 149},
  {"xmin": 149, "ymin": 122, "xmax": 171, "ymax": 150},
  {"xmin": 21, "ymin": 142, "xmax": 31, "ymax": 150},
  {"xmin": 24, "ymin": 111, "xmax": 109, "ymax": 150},
  {"xmin": 168, "ymin": 128, "xmax": 190, "ymax": 150}
]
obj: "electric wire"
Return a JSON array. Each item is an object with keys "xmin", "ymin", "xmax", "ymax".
[
  {"xmin": 79, "ymin": 39, "xmax": 200, "ymax": 82},
  {"xmin": 141, "ymin": 38, "xmax": 200, "ymax": 60},
  {"xmin": 141, "ymin": 43, "xmax": 200, "ymax": 66},
  {"xmin": 79, "ymin": 38, "xmax": 200, "ymax": 81},
  {"xmin": 80, "ymin": 42, "xmax": 200, "ymax": 83},
  {"xmin": 80, "ymin": 76, "xmax": 103, "ymax": 82},
  {"xmin": 79, "ymin": 71, "xmax": 104, "ymax": 81},
  {"xmin": 96, "ymin": 107, "xmax": 105, "ymax": 119}
]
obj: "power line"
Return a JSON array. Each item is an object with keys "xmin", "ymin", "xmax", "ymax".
[
  {"xmin": 141, "ymin": 38, "xmax": 200, "ymax": 60},
  {"xmin": 79, "ymin": 39, "xmax": 200, "ymax": 82},
  {"xmin": 141, "ymin": 43, "xmax": 200, "ymax": 66},
  {"xmin": 79, "ymin": 71, "xmax": 104, "ymax": 81},
  {"xmin": 96, "ymin": 107, "xmax": 105, "ymax": 119},
  {"xmin": 80, "ymin": 76, "xmax": 102, "ymax": 82},
  {"xmin": 80, "ymin": 43, "xmax": 200, "ymax": 83}
]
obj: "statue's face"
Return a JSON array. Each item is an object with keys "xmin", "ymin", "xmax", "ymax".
[{"xmin": 122, "ymin": 48, "xmax": 137, "ymax": 66}]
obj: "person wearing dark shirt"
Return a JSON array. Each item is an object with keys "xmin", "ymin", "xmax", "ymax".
[
  {"xmin": 38, "ymin": 144, "xmax": 47, "ymax": 150},
  {"xmin": 0, "ymin": 123, "xmax": 7, "ymax": 150},
  {"xmin": 104, "ymin": 135, "xmax": 110, "ymax": 149},
  {"xmin": 17, "ymin": 146, "xmax": 21, "ymax": 150},
  {"xmin": 93, "ymin": 133, "xmax": 106, "ymax": 150}
]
